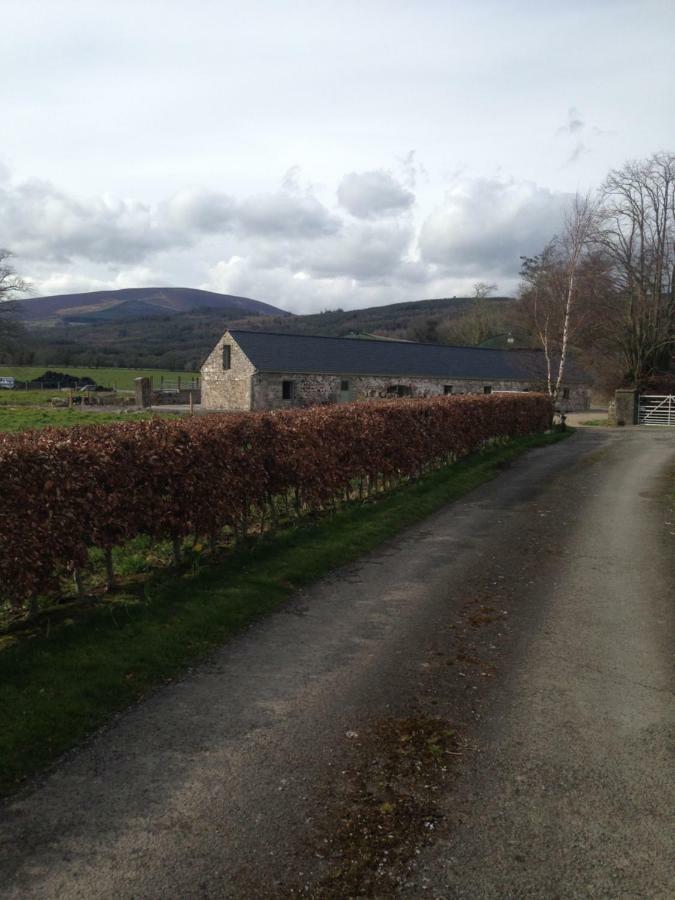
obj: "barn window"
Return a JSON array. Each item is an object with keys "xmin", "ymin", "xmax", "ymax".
[
  {"xmin": 386, "ymin": 384, "xmax": 412, "ymax": 397},
  {"xmin": 444, "ymin": 385, "xmax": 453, "ymax": 395},
  {"xmin": 483, "ymin": 385, "xmax": 492, "ymax": 394},
  {"xmin": 562, "ymin": 387, "xmax": 570, "ymax": 399},
  {"xmin": 282, "ymin": 380, "xmax": 295, "ymax": 400},
  {"xmin": 340, "ymin": 379, "xmax": 350, "ymax": 392},
  {"xmin": 222, "ymin": 345, "xmax": 231, "ymax": 370}
]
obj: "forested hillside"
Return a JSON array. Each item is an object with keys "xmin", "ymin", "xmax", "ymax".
[{"xmin": 6, "ymin": 296, "xmax": 520, "ymax": 371}]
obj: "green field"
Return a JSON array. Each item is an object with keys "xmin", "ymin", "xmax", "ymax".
[
  {"xmin": 0, "ymin": 389, "xmax": 88, "ymax": 407},
  {"xmin": 0, "ymin": 365, "xmax": 199, "ymax": 392},
  {"xmin": 0, "ymin": 407, "xmax": 181, "ymax": 433}
]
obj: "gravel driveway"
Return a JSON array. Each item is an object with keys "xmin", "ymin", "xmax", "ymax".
[{"xmin": 0, "ymin": 427, "xmax": 672, "ymax": 899}]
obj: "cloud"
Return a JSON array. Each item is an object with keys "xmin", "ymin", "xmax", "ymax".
[
  {"xmin": 161, "ymin": 188, "xmax": 235, "ymax": 233},
  {"xmin": 557, "ymin": 106, "xmax": 585, "ymax": 135},
  {"xmin": 31, "ymin": 266, "xmax": 163, "ymax": 296},
  {"xmin": 0, "ymin": 169, "xmax": 339, "ymax": 268},
  {"xmin": 396, "ymin": 150, "xmax": 428, "ymax": 191},
  {"xmin": 0, "ymin": 177, "xmax": 180, "ymax": 264},
  {"xmin": 418, "ymin": 176, "xmax": 569, "ymax": 277},
  {"xmin": 237, "ymin": 191, "xmax": 340, "ymax": 237},
  {"xmin": 204, "ymin": 255, "xmax": 416, "ymax": 314},
  {"xmin": 298, "ymin": 221, "xmax": 413, "ymax": 281},
  {"xmin": 3, "ymin": 164, "xmax": 568, "ymax": 311},
  {"xmin": 567, "ymin": 142, "xmax": 590, "ymax": 164},
  {"xmin": 337, "ymin": 170, "xmax": 414, "ymax": 219}
]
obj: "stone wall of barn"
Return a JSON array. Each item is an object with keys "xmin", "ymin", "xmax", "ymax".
[
  {"xmin": 250, "ymin": 372, "xmax": 590, "ymax": 411},
  {"xmin": 200, "ymin": 332, "xmax": 591, "ymax": 411},
  {"xmin": 200, "ymin": 334, "xmax": 255, "ymax": 410}
]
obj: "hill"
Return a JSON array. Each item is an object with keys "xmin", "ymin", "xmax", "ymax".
[
  {"xmin": 228, "ymin": 296, "xmax": 512, "ymax": 340},
  {"xmin": 9, "ymin": 295, "xmax": 519, "ymax": 372},
  {"xmin": 14, "ymin": 287, "xmax": 289, "ymax": 323}
]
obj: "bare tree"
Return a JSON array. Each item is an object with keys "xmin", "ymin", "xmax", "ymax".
[
  {"xmin": 472, "ymin": 281, "xmax": 497, "ymax": 300},
  {"xmin": 518, "ymin": 194, "xmax": 597, "ymax": 399},
  {"xmin": 0, "ymin": 250, "xmax": 29, "ymax": 355},
  {"xmin": 593, "ymin": 152, "xmax": 675, "ymax": 383},
  {"xmin": 0, "ymin": 249, "xmax": 28, "ymax": 303}
]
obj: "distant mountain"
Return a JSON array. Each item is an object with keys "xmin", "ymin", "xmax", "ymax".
[
  {"xmin": 229, "ymin": 296, "xmax": 516, "ymax": 340},
  {"xmin": 14, "ymin": 287, "xmax": 290, "ymax": 323},
  {"xmin": 10, "ymin": 294, "xmax": 520, "ymax": 372}
]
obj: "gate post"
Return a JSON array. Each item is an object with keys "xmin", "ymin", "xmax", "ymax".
[
  {"xmin": 612, "ymin": 388, "xmax": 638, "ymax": 426},
  {"xmin": 134, "ymin": 377, "xmax": 152, "ymax": 408}
]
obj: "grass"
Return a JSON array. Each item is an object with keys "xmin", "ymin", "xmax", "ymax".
[
  {"xmin": 0, "ymin": 389, "xmax": 81, "ymax": 407},
  {"xmin": 0, "ymin": 429, "xmax": 572, "ymax": 796},
  {"xmin": 0, "ymin": 407, "xmax": 182, "ymax": 433},
  {"xmin": 0, "ymin": 365, "xmax": 199, "ymax": 392}
]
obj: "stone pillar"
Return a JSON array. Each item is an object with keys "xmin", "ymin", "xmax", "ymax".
[
  {"xmin": 134, "ymin": 377, "xmax": 152, "ymax": 408},
  {"xmin": 612, "ymin": 388, "xmax": 638, "ymax": 426}
]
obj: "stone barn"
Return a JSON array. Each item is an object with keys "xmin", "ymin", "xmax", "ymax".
[{"xmin": 200, "ymin": 329, "xmax": 591, "ymax": 411}]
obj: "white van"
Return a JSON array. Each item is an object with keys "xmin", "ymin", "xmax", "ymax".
[{"xmin": 0, "ymin": 376, "xmax": 16, "ymax": 389}]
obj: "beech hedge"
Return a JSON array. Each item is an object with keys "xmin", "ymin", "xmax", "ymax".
[{"xmin": 0, "ymin": 393, "xmax": 552, "ymax": 609}]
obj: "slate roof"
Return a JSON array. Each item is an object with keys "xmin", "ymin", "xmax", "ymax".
[{"xmin": 228, "ymin": 330, "xmax": 589, "ymax": 383}]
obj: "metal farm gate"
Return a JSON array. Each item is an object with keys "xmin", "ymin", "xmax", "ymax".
[{"xmin": 638, "ymin": 394, "xmax": 675, "ymax": 426}]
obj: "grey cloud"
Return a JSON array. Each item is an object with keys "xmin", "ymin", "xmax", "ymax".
[
  {"xmin": 0, "ymin": 170, "xmax": 340, "ymax": 267},
  {"xmin": 297, "ymin": 222, "xmax": 413, "ymax": 281},
  {"xmin": 236, "ymin": 218, "xmax": 414, "ymax": 283},
  {"xmin": 162, "ymin": 188, "xmax": 235, "ymax": 232},
  {"xmin": 237, "ymin": 192, "xmax": 340, "ymax": 238},
  {"xmin": 557, "ymin": 106, "xmax": 585, "ymax": 135},
  {"xmin": 567, "ymin": 141, "xmax": 590, "ymax": 164},
  {"xmin": 0, "ymin": 177, "xmax": 180, "ymax": 264},
  {"xmin": 337, "ymin": 170, "xmax": 414, "ymax": 219},
  {"xmin": 396, "ymin": 151, "xmax": 428, "ymax": 191},
  {"xmin": 419, "ymin": 177, "xmax": 568, "ymax": 277}
]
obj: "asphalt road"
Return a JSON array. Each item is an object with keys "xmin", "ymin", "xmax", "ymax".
[{"xmin": 1, "ymin": 427, "xmax": 673, "ymax": 899}]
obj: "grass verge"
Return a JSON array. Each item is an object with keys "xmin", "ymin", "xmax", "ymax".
[{"xmin": 0, "ymin": 429, "xmax": 571, "ymax": 796}]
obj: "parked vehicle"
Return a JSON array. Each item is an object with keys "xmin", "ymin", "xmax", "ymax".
[{"xmin": 0, "ymin": 376, "xmax": 15, "ymax": 389}]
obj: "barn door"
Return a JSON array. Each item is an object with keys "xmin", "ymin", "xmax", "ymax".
[{"xmin": 339, "ymin": 379, "xmax": 352, "ymax": 402}]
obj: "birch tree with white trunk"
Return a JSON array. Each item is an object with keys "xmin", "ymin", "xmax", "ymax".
[{"xmin": 518, "ymin": 194, "xmax": 596, "ymax": 402}]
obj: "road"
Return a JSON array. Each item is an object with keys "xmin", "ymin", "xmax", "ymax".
[{"xmin": 0, "ymin": 427, "xmax": 673, "ymax": 899}]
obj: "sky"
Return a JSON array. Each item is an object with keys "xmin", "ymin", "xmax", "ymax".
[{"xmin": 1, "ymin": 0, "xmax": 673, "ymax": 313}]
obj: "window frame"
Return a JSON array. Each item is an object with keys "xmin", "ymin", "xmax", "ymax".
[
  {"xmin": 222, "ymin": 345, "xmax": 231, "ymax": 370},
  {"xmin": 281, "ymin": 379, "xmax": 296, "ymax": 401},
  {"xmin": 483, "ymin": 385, "xmax": 492, "ymax": 394}
]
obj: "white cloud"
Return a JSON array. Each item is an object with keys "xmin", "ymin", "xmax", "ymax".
[
  {"xmin": 2, "ymin": 164, "xmax": 573, "ymax": 311},
  {"xmin": 337, "ymin": 170, "xmax": 414, "ymax": 219},
  {"xmin": 29, "ymin": 265, "xmax": 163, "ymax": 296},
  {"xmin": 419, "ymin": 176, "xmax": 569, "ymax": 277}
]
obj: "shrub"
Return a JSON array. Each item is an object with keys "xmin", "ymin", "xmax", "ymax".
[{"xmin": 0, "ymin": 394, "xmax": 552, "ymax": 610}]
